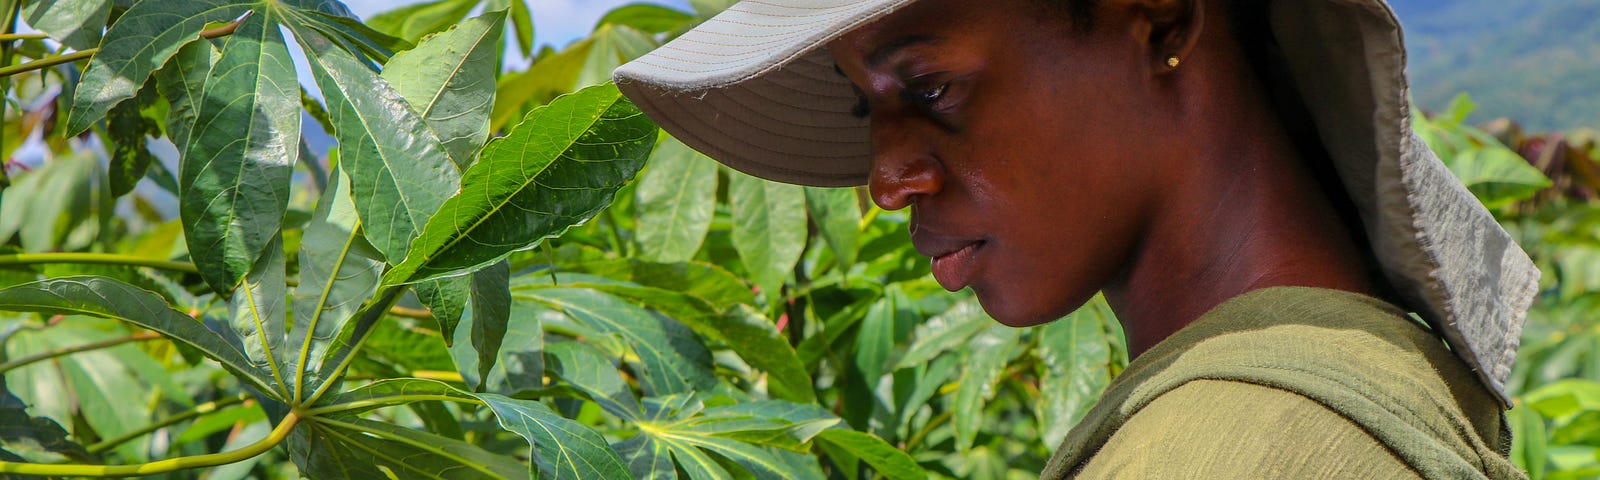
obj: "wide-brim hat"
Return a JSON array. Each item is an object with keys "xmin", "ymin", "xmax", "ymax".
[{"xmin": 613, "ymin": 0, "xmax": 1539, "ymax": 405}]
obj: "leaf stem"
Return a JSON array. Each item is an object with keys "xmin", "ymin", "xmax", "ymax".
[
  {"xmin": 0, "ymin": 332, "xmax": 161, "ymax": 374},
  {"xmin": 386, "ymin": 305, "xmax": 433, "ymax": 320},
  {"xmin": 0, "ymin": 32, "xmax": 44, "ymax": 41},
  {"xmin": 301, "ymin": 394, "xmax": 483, "ymax": 417},
  {"xmin": 0, "ymin": 412, "xmax": 299, "ymax": 477},
  {"xmin": 85, "ymin": 393, "xmax": 253, "ymax": 454},
  {"xmin": 0, "ymin": 253, "xmax": 200, "ymax": 275},
  {"xmin": 0, "ymin": 48, "xmax": 94, "ymax": 78}
]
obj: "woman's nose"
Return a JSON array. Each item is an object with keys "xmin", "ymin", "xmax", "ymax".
[{"xmin": 867, "ymin": 127, "xmax": 944, "ymax": 211}]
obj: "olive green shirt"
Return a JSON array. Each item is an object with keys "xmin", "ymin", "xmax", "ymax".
[{"xmin": 1041, "ymin": 287, "xmax": 1525, "ymax": 479}]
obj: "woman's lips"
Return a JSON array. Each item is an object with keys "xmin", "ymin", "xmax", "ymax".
[{"xmin": 922, "ymin": 238, "xmax": 986, "ymax": 291}]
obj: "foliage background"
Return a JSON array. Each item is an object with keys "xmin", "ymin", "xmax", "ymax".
[{"xmin": 0, "ymin": 1, "xmax": 1596, "ymax": 479}]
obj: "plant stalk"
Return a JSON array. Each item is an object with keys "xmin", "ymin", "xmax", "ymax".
[
  {"xmin": 0, "ymin": 332, "xmax": 161, "ymax": 374},
  {"xmin": 0, "ymin": 412, "xmax": 299, "ymax": 477},
  {"xmin": 0, "ymin": 253, "xmax": 200, "ymax": 275},
  {"xmin": 0, "ymin": 32, "xmax": 43, "ymax": 41},
  {"xmin": 85, "ymin": 393, "xmax": 253, "ymax": 454}
]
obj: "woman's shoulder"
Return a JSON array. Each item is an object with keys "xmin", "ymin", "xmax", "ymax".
[{"xmin": 1042, "ymin": 286, "xmax": 1522, "ymax": 479}]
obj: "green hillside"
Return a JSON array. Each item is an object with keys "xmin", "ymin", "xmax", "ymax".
[{"xmin": 1392, "ymin": 0, "xmax": 1600, "ymax": 131}]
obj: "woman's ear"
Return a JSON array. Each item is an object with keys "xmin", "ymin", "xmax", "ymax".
[{"xmin": 1118, "ymin": 0, "xmax": 1205, "ymax": 72}]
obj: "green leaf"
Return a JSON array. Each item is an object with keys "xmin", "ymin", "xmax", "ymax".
[
  {"xmin": 717, "ymin": 306, "xmax": 815, "ymax": 403},
  {"xmin": 21, "ymin": 0, "xmax": 110, "ymax": 51},
  {"xmin": 728, "ymin": 172, "xmax": 807, "ymax": 296},
  {"xmin": 523, "ymin": 288, "xmax": 718, "ymax": 396},
  {"xmin": 1526, "ymin": 379, "xmax": 1600, "ymax": 419},
  {"xmin": 476, "ymin": 393, "xmax": 632, "ymax": 480},
  {"xmin": 293, "ymin": 26, "xmax": 460, "ymax": 265},
  {"xmin": 0, "ymin": 401, "xmax": 91, "ymax": 464},
  {"xmin": 0, "ymin": 277, "xmax": 274, "ymax": 395},
  {"xmin": 228, "ymin": 234, "xmax": 289, "ymax": 398},
  {"xmin": 508, "ymin": 0, "xmax": 534, "ymax": 55},
  {"xmin": 894, "ymin": 297, "xmax": 990, "ymax": 370},
  {"xmin": 66, "ymin": 0, "xmax": 252, "ymax": 135},
  {"xmin": 636, "ymin": 134, "xmax": 718, "ymax": 263},
  {"xmin": 489, "ymin": 25, "xmax": 654, "ymax": 132},
  {"xmin": 470, "ymin": 260, "xmax": 512, "ymax": 386},
  {"xmin": 546, "ymin": 340, "xmax": 641, "ymax": 420},
  {"xmin": 104, "ymin": 82, "xmax": 162, "ymax": 198},
  {"xmin": 290, "ymin": 416, "xmax": 525, "ymax": 479},
  {"xmin": 415, "ymin": 277, "xmax": 470, "ymax": 344},
  {"xmin": 1510, "ymin": 405, "xmax": 1548, "ymax": 479},
  {"xmin": 855, "ymin": 289, "xmax": 906, "ymax": 381},
  {"xmin": 381, "ymin": 10, "xmax": 505, "ymax": 169},
  {"xmin": 291, "ymin": 169, "xmax": 383, "ymax": 400},
  {"xmin": 1035, "ymin": 297, "xmax": 1115, "ymax": 448},
  {"xmin": 450, "ymin": 301, "xmax": 545, "ymax": 394},
  {"xmin": 365, "ymin": 0, "xmax": 477, "ymax": 44},
  {"xmin": 179, "ymin": 8, "xmax": 300, "ymax": 294},
  {"xmin": 381, "ymin": 83, "xmax": 656, "ymax": 286},
  {"xmin": 814, "ymin": 429, "xmax": 927, "ymax": 480},
  {"xmin": 805, "ymin": 187, "xmax": 862, "ymax": 268},
  {"xmin": 954, "ymin": 325, "xmax": 1022, "ymax": 452},
  {"xmin": 595, "ymin": 3, "xmax": 694, "ymax": 34},
  {"xmin": 1445, "ymin": 147, "xmax": 1552, "ymax": 209},
  {"xmin": 154, "ymin": 39, "xmax": 218, "ymax": 151}
]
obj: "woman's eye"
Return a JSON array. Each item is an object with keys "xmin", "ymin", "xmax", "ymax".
[{"xmin": 912, "ymin": 82, "xmax": 948, "ymax": 106}]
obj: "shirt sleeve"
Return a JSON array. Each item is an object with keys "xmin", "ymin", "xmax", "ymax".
[{"xmin": 1073, "ymin": 379, "xmax": 1423, "ymax": 479}]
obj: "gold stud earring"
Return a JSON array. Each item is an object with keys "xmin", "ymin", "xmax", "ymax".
[{"xmin": 1166, "ymin": 54, "xmax": 1181, "ymax": 68}]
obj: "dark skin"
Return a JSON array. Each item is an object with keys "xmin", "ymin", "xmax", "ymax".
[{"xmin": 829, "ymin": 0, "xmax": 1374, "ymax": 356}]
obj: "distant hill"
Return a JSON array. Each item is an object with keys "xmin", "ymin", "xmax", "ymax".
[{"xmin": 1389, "ymin": 0, "xmax": 1600, "ymax": 131}]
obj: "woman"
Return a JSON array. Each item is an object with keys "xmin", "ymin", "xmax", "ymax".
[{"xmin": 615, "ymin": 0, "xmax": 1535, "ymax": 477}]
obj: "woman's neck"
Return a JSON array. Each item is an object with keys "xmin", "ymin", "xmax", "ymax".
[{"xmin": 1102, "ymin": 81, "xmax": 1374, "ymax": 358}]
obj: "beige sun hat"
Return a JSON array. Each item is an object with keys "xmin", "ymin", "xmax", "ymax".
[{"xmin": 613, "ymin": 0, "xmax": 1539, "ymax": 405}]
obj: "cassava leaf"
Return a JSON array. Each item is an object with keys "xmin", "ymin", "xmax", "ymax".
[
  {"xmin": 814, "ymin": 429, "xmax": 927, "ymax": 480},
  {"xmin": 290, "ymin": 169, "xmax": 383, "ymax": 402},
  {"xmin": 228, "ymin": 234, "xmax": 289, "ymax": 398},
  {"xmin": 805, "ymin": 187, "xmax": 862, "ymax": 268},
  {"xmin": 292, "ymin": 26, "xmax": 460, "ymax": 265},
  {"xmin": 289, "ymin": 416, "xmax": 524, "ymax": 479},
  {"xmin": 0, "ymin": 277, "xmax": 274, "ymax": 395},
  {"xmin": 179, "ymin": 8, "xmax": 300, "ymax": 294},
  {"xmin": 954, "ymin": 325, "xmax": 1023, "ymax": 452},
  {"xmin": 365, "ymin": 0, "xmax": 477, "ymax": 44},
  {"xmin": 469, "ymin": 261, "xmax": 511, "ymax": 386},
  {"xmin": 636, "ymin": 134, "xmax": 718, "ymax": 263},
  {"xmin": 66, "ymin": 0, "xmax": 252, "ymax": 135},
  {"xmin": 729, "ymin": 172, "xmax": 807, "ymax": 296},
  {"xmin": 523, "ymin": 288, "xmax": 718, "ymax": 396},
  {"xmin": 476, "ymin": 394, "xmax": 632, "ymax": 480},
  {"xmin": 381, "ymin": 83, "xmax": 655, "ymax": 286},
  {"xmin": 381, "ymin": 10, "xmax": 504, "ymax": 169},
  {"xmin": 21, "ymin": 0, "xmax": 110, "ymax": 51}
]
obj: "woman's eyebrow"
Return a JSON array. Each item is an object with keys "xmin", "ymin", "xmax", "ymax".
[{"xmin": 866, "ymin": 35, "xmax": 940, "ymax": 68}]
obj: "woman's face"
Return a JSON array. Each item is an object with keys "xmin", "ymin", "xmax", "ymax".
[{"xmin": 829, "ymin": 0, "xmax": 1178, "ymax": 326}]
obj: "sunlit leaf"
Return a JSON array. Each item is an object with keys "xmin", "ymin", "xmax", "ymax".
[
  {"xmin": 365, "ymin": 0, "xmax": 477, "ymax": 44},
  {"xmin": 179, "ymin": 9, "xmax": 300, "ymax": 294},
  {"xmin": 814, "ymin": 429, "xmax": 927, "ymax": 480},
  {"xmin": 636, "ymin": 135, "xmax": 718, "ymax": 263},
  {"xmin": 729, "ymin": 172, "xmax": 807, "ymax": 296},
  {"xmin": 382, "ymin": 83, "xmax": 655, "ymax": 286},
  {"xmin": 66, "ymin": 0, "xmax": 251, "ymax": 135},
  {"xmin": 954, "ymin": 325, "xmax": 1023, "ymax": 452},
  {"xmin": 805, "ymin": 187, "xmax": 862, "ymax": 268},
  {"xmin": 228, "ymin": 234, "xmax": 289, "ymax": 397},
  {"xmin": 293, "ymin": 26, "xmax": 460, "ymax": 265},
  {"xmin": 21, "ymin": 0, "xmax": 109, "ymax": 51},
  {"xmin": 382, "ymin": 10, "xmax": 505, "ymax": 169},
  {"xmin": 1035, "ymin": 297, "xmax": 1114, "ymax": 448},
  {"xmin": 595, "ymin": 3, "xmax": 694, "ymax": 34}
]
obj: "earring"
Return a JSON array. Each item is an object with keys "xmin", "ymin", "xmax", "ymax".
[{"xmin": 1165, "ymin": 54, "xmax": 1181, "ymax": 68}]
